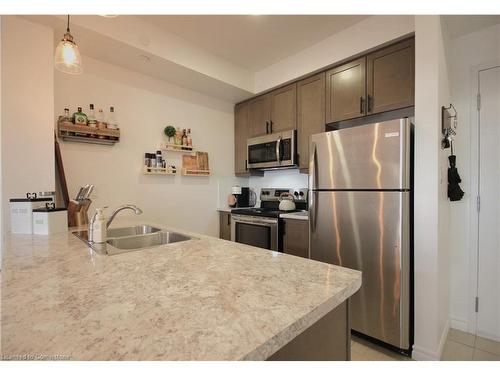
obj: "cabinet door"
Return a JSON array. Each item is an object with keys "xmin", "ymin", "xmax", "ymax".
[
  {"xmin": 270, "ymin": 83, "xmax": 297, "ymax": 133},
  {"xmin": 297, "ymin": 73, "xmax": 326, "ymax": 170},
  {"xmin": 248, "ymin": 95, "xmax": 271, "ymax": 137},
  {"xmin": 234, "ymin": 103, "xmax": 249, "ymax": 175},
  {"xmin": 326, "ymin": 57, "xmax": 366, "ymax": 123},
  {"xmin": 283, "ymin": 219, "xmax": 309, "ymax": 259},
  {"xmin": 219, "ymin": 212, "xmax": 232, "ymax": 240},
  {"xmin": 366, "ymin": 38, "xmax": 415, "ymax": 114}
]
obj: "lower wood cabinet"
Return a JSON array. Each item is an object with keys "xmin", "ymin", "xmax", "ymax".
[
  {"xmin": 219, "ymin": 211, "xmax": 231, "ymax": 240},
  {"xmin": 283, "ymin": 218, "xmax": 309, "ymax": 259}
]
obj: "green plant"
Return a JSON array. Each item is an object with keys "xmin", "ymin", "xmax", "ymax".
[{"xmin": 164, "ymin": 125, "xmax": 176, "ymax": 138}]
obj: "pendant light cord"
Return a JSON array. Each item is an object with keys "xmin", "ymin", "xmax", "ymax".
[{"xmin": 66, "ymin": 15, "xmax": 70, "ymax": 33}]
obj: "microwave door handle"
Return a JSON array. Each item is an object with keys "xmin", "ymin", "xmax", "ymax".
[{"xmin": 276, "ymin": 136, "xmax": 282, "ymax": 164}]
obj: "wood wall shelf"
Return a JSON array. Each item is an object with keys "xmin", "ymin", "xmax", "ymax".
[
  {"xmin": 161, "ymin": 144, "xmax": 194, "ymax": 153},
  {"xmin": 58, "ymin": 119, "xmax": 120, "ymax": 145},
  {"xmin": 142, "ymin": 166, "xmax": 177, "ymax": 175},
  {"xmin": 181, "ymin": 168, "xmax": 211, "ymax": 177}
]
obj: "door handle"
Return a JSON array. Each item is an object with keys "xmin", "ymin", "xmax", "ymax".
[
  {"xmin": 309, "ymin": 143, "xmax": 318, "ymax": 233},
  {"xmin": 276, "ymin": 136, "xmax": 282, "ymax": 164},
  {"xmin": 360, "ymin": 96, "xmax": 364, "ymax": 114}
]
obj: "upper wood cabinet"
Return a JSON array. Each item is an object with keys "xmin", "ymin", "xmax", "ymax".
[
  {"xmin": 297, "ymin": 73, "xmax": 325, "ymax": 170},
  {"xmin": 234, "ymin": 103, "xmax": 249, "ymax": 175},
  {"xmin": 269, "ymin": 83, "xmax": 297, "ymax": 133},
  {"xmin": 248, "ymin": 95, "xmax": 271, "ymax": 138},
  {"xmin": 325, "ymin": 57, "xmax": 366, "ymax": 123},
  {"xmin": 247, "ymin": 83, "xmax": 297, "ymax": 137},
  {"xmin": 366, "ymin": 38, "xmax": 415, "ymax": 114}
]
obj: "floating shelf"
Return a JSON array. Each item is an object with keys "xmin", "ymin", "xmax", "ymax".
[
  {"xmin": 142, "ymin": 166, "xmax": 177, "ymax": 175},
  {"xmin": 182, "ymin": 168, "xmax": 211, "ymax": 177},
  {"xmin": 161, "ymin": 143, "xmax": 194, "ymax": 153},
  {"xmin": 58, "ymin": 119, "xmax": 120, "ymax": 145}
]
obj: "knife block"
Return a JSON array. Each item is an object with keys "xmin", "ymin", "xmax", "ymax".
[{"xmin": 68, "ymin": 199, "xmax": 92, "ymax": 228}]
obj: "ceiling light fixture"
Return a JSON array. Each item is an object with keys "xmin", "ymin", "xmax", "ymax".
[{"xmin": 54, "ymin": 15, "xmax": 83, "ymax": 75}]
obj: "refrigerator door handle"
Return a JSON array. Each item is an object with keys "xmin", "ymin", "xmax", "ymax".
[{"xmin": 309, "ymin": 142, "xmax": 318, "ymax": 233}]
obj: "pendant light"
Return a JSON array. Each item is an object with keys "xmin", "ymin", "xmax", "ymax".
[{"xmin": 54, "ymin": 15, "xmax": 83, "ymax": 75}]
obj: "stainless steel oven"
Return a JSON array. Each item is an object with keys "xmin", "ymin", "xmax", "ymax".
[
  {"xmin": 231, "ymin": 214, "xmax": 279, "ymax": 251},
  {"xmin": 247, "ymin": 130, "xmax": 296, "ymax": 169}
]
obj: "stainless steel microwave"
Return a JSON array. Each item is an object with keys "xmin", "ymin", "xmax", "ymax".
[{"xmin": 247, "ymin": 130, "xmax": 297, "ymax": 170}]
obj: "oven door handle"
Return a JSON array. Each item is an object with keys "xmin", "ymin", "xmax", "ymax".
[
  {"xmin": 231, "ymin": 215, "xmax": 278, "ymax": 225},
  {"xmin": 276, "ymin": 136, "xmax": 282, "ymax": 164}
]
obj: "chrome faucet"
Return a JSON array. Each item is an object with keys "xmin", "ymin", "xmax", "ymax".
[{"xmin": 106, "ymin": 204, "xmax": 143, "ymax": 228}]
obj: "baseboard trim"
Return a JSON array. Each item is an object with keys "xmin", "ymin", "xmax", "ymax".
[
  {"xmin": 450, "ymin": 317, "xmax": 468, "ymax": 332},
  {"xmin": 412, "ymin": 320, "xmax": 450, "ymax": 361}
]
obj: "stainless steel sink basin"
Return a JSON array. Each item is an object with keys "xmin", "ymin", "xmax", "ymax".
[
  {"xmin": 107, "ymin": 225, "xmax": 161, "ymax": 238},
  {"xmin": 72, "ymin": 225, "xmax": 195, "ymax": 255},
  {"xmin": 107, "ymin": 231, "xmax": 192, "ymax": 250}
]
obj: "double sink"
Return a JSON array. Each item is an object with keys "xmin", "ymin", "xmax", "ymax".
[{"xmin": 73, "ymin": 224, "xmax": 195, "ymax": 255}]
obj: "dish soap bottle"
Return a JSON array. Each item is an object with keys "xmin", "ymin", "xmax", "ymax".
[{"xmin": 91, "ymin": 207, "xmax": 107, "ymax": 243}]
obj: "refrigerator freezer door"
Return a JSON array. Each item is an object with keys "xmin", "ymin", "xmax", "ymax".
[
  {"xmin": 309, "ymin": 119, "xmax": 411, "ymax": 190},
  {"xmin": 309, "ymin": 190, "xmax": 410, "ymax": 350}
]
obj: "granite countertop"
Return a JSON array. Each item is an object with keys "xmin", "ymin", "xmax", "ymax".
[{"xmin": 2, "ymin": 220, "xmax": 361, "ymax": 360}]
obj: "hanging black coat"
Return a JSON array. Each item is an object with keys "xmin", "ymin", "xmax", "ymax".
[{"xmin": 448, "ymin": 155, "xmax": 464, "ymax": 201}]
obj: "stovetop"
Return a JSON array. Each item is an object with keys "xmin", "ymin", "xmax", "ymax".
[
  {"xmin": 230, "ymin": 187, "xmax": 308, "ymax": 218},
  {"xmin": 231, "ymin": 207, "xmax": 306, "ymax": 219}
]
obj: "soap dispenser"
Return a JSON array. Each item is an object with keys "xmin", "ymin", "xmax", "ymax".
[{"xmin": 91, "ymin": 207, "xmax": 107, "ymax": 243}]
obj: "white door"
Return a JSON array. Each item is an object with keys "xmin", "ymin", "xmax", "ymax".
[{"xmin": 477, "ymin": 66, "xmax": 500, "ymax": 341}]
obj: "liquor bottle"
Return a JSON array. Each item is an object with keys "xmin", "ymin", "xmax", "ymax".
[
  {"xmin": 96, "ymin": 109, "xmax": 107, "ymax": 139},
  {"xmin": 88, "ymin": 104, "xmax": 97, "ymax": 128},
  {"xmin": 61, "ymin": 108, "xmax": 72, "ymax": 136},
  {"xmin": 87, "ymin": 104, "xmax": 97, "ymax": 138},
  {"xmin": 187, "ymin": 128, "xmax": 192, "ymax": 148},
  {"xmin": 107, "ymin": 106, "xmax": 119, "ymax": 140},
  {"xmin": 182, "ymin": 129, "xmax": 188, "ymax": 150},
  {"xmin": 73, "ymin": 107, "xmax": 88, "ymax": 137},
  {"xmin": 107, "ymin": 106, "xmax": 118, "ymax": 130},
  {"xmin": 73, "ymin": 107, "xmax": 88, "ymax": 126}
]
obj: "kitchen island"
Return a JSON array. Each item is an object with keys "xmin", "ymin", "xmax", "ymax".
[{"xmin": 1, "ymin": 221, "xmax": 361, "ymax": 360}]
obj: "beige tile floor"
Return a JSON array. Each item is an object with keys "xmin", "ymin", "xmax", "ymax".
[
  {"xmin": 441, "ymin": 329, "xmax": 500, "ymax": 361},
  {"xmin": 351, "ymin": 329, "xmax": 500, "ymax": 361}
]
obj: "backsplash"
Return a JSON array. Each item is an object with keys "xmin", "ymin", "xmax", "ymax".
[{"xmin": 249, "ymin": 169, "xmax": 308, "ymax": 204}]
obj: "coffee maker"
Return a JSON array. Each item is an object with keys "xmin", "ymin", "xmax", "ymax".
[{"xmin": 228, "ymin": 186, "xmax": 254, "ymax": 208}]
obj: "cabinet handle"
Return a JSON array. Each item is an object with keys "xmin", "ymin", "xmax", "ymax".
[
  {"xmin": 266, "ymin": 121, "xmax": 269, "ymax": 134},
  {"xmin": 367, "ymin": 95, "xmax": 372, "ymax": 113},
  {"xmin": 270, "ymin": 120, "xmax": 273, "ymax": 133},
  {"xmin": 360, "ymin": 96, "xmax": 364, "ymax": 114},
  {"xmin": 227, "ymin": 213, "xmax": 231, "ymax": 226}
]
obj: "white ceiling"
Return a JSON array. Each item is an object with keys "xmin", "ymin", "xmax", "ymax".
[
  {"xmin": 443, "ymin": 15, "xmax": 500, "ymax": 39},
  {"xmin": 140, "ymin": 15, "xmax": 368, "ymax": 71}
]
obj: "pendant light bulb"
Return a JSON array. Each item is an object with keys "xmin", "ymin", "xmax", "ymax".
[{"xmin": 54, "ymin": 15, "xmax": 83, "ymax": 75}]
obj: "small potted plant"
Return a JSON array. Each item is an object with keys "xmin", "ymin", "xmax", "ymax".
[{"xmin": 164, "ymin": 125, "xmax": 176, "ymax": 144}]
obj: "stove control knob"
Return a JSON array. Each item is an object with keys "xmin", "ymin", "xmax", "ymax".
[
  {"xmin": 299, "ymin": 191, "xmax": 304, "ymax": 197},
  {"xmin": 293, "ymin": 191, "xmax": 299, "ymax": 197}
]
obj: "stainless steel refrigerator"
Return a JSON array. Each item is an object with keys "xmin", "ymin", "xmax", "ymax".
[{"xmin": 309, "ymin": 118, "xmax": 412, "ymax": 352}]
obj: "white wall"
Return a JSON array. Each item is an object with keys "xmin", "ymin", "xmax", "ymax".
[
  {"xmin": 55, "ymin": 56, "xmax": 245, "ymax": 237},
  {"xmin": 249, "ymin": 169, "xmax": 308, "ymax": 204},
  {"xmin": 412, "ymin": 16, "xmax": 451, "ymax": 361},
  {"xmin": 250, "ymin": 15, "xmax": 415, "ymax": 200},
  {"xmin": 447, "ymin": 22, "xmax": 500, "ymax": 332},
  {"xmin": 1, "ymin": 16, "xmax": 55, "ymax": 233},
  {"xmin": 255, "ymin": 15, "xmax": 415, "ymax": 92}
]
